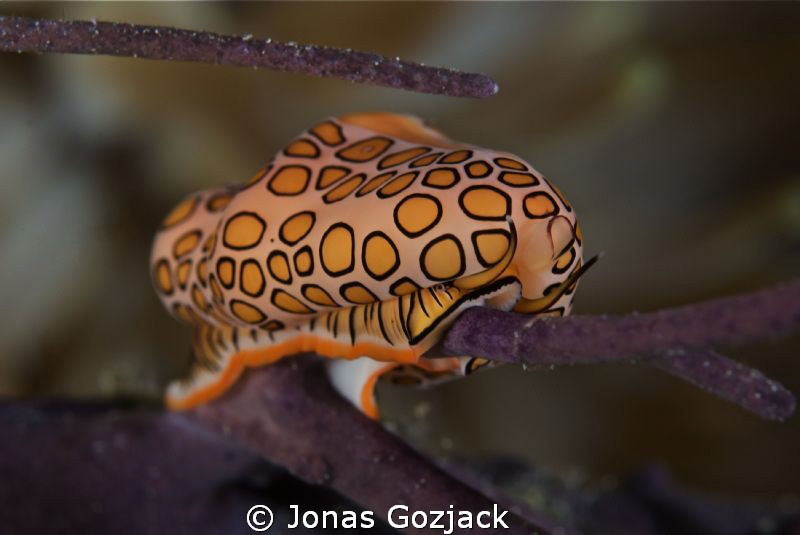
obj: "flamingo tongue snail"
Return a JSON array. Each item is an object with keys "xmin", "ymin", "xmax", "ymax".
[{"xmin": 150, "ymin": 113, "xmax": 584, "ymax": 418}]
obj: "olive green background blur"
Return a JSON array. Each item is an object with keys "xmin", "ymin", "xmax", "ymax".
[{"xmin": 1, "ymin": 2, "xmax": 798, "ymax": 500}]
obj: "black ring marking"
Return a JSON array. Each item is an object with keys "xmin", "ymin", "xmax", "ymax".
[
  {"xmin": 215, "ymin": 256, "xmax": 237, "ymax": 289},
  {"xmin": 376, "ymin": 171, "xmax": 419, "ymax": 199},
  {"xmin": 393, "ymin": 193, "xmax": 443, "ymax": 239},
  {"xmin": 279, "ymin": 210, "xmax": 316, "ymax": 246},
  {"xmin": 361, "ymin": 230, "xmax": 401, "ymax": 281},
  {"xmin": 283, "ymin": 137, "xmax": 321, "ymax": 159},
  {"xmin": 301, "ymin": 283, "xmax": 338, "ymax": 307},
  {"xmin": 552, "ymin": 246, "xmax": 577, "ymax": 275},
  {"xmin": 267, "ymin": 165, "xmax": 312, "ymax": 196},
  {"xmin": 309, "ymin": 121, "xmax": 345, "ymax": 146},
  {"xmin": 315, "ymin": 165, "xmax": 351, "ymax": 190},
  {"xmin": 422, "ymin": 167, "xmax": 461, "ymax": 189},
  {"xmin": 419, "ymin": 233, "xmax": 466, "ymax": 282},
  {"xmin": 498, "ymin": 170, "xmax": 540, "ymax": 188},
  {"xmin": 239, "ymin": 258, "xmax": 266, "ymax": 298},
  {"xmin": 470, "ymin": 229, "xmax": 512, "ymax": 268},
  {"xmin": 522, "ymin": 191, "xmax": 559, "ymax": 219},
  {"xmin": 389, "ymin": 277, "xmax": 421, "ymax": 297},
  {"xmin": 465, "ymin": 160, "xmax": 492, "ymax": 178},
  {"xmin": 458, "ymin": 185, "xmax": 512, "ymax": 221},
  {"xmin": 335, "ymin": 136, "xmax": 394, "ymax": 163},
  {"xmin": 318, "ymin": 222, "xmax": 355, "ymax": 277},
  {"xmin": 222, "ymin": 211, "xmax": 267, "ymax": 250},
  {"xmin": 438, "ymin": 150, "xmax": 473, "ymax": 164},
  {"xmin": 339, "ymin": 281, "xmax": 379, "ymax": 304},
  {"xmin": 293, "ymin": 245, "xmax": 315, "ymax": 277},
  {"xmin": 266, "ymin": 250, "xmax": 293, "ymax": 284}
]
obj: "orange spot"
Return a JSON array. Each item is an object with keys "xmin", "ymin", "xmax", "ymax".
[
  {"xmin": 341, "ymin": 283, "xmax": 378, "ymax": 304},
  {"xmin": 284, "ymin": 138, "xmax": 320, "ymax": 158},
  {"xmin": 466, "ymin": 161, "xmax": 491, "ymax": 178},
  {"xmin": 395, "ymin": 194, "xmax": 441, "ymax": 237},
  {"xmin": 323, "ymin": 174, "xmax": 366, "ymax": 203},
  {"xmin": 422, "ymin": 236, "xmax": 464, "ymax": 280},
  {"xmin": 302, "ymin": 285, "xmax": 338, "ymax": 307},
  {"xmin": 267, "ymin": 251, "xmax": 292, "ymax": 283},
  {"xmin": 176, "ymin": 260, "xmax": 192, "ymax": 289},
  {"xmin": 294, "ymin": 249, "xmax": 313, "ymax": 275},
  {"xmin": 154, "ymin": 259, "xmax": 173, "ymax": 294},
  {"xmin": 499, "ymin": 171, "xmax": 538, "ymax": 187},
  {"xmin": 320, "ymin": 224, "xmax": 353, "ymax": 276},
  {"xmin": 196, "ymin": 258, "xmax": 208, "ymax": 284},
  {"xmin": 272, "ymin": 289, "xmax": 315, "ymax": 314},
  {"xmin": 494, "ymin": 157, "xmax": 527, "ymax": 170},
  {"xmin": 202, "ymin": 231, "xmax": 217, "ymax": 253},
  {"xmin": 523, "ymin": 192, "xmax": 557, "ymax": 218},
  {"xmin": 460, "ymin": 186, "xmax": 509, "ymax": 220},
  {"xmin": 217, "ymin": 258, "xmax": 235, "ymax": 287},
  {"xmin": 440, "ymin": 150, "xmax": 472, "ymax": 164},
  {"xmin": 162, "ymin": 196, "xmax": 198, "ymax": 228},
  {"xmin": 363, "ymin": 233, "xmax": 399, "ymax": 279},
  {"xmin": 240, "ymin": 260, "xmax": 265, "ymax": 297},
  {"xmin": 390, "ymin": 279, "xmax": 419, "ymax": 296},
  {"xmin": 378, "ymin": 147, "xmax": 429, "ymax": 169},
  {"xmin": 310, "ymin": 121, "xmax": 345, "ymax": 146},
  {"xmin": 377, "ymin": 172, "xmax": 417, "ymax": 198},
  {"xmin": 316, "ymin": 166, "xmax": 350, "ymax": 189},
  {"xmin": 230, "ymin": 300, "xmax": 266, "ymax": 324},
  {"xmin": 423, "ymin": 168, "xmax": 459, "ymax": 189},
  {"xmin": 206, "ymin": 193, "xmax": 233, "ymax": 212},
  {"xmin": 269, "ymin": 166, "xmax": 311, "ymax": 196},
  {"xmin": 223, "ymin": 213, "xmax": 265, "ymax": 249},
  {"xmin": 336, "ymin": 137, "xmax": 393, "ymax": 162},
  {"xmin": 191, "ymin": 285, "xmax": 208, "ymax": 311},
  {"xmin": 280, "ymin": 211, "xmax": 315, "ymax": 245},
  {"xmin": 473, "ymin": 231, "xmax": 510, "ymax": 266},
  {"xmin": 410, "ymin": 153, "xmax": 442, "ymax": 168},
  {"xmin": 173, "ymin": 230, "xmax": 201, "ymax": 258}
]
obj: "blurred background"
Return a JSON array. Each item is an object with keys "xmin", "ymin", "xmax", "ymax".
[{"xmin": 1, "ymin": 1, "xmax": 798, "ymax": 505}]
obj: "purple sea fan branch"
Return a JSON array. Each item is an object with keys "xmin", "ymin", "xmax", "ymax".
[
  {"xmin": 439, "ymin": 279, "xmax": 800, "ymax": 420},
  {"xmin": 0, "ymin": 16, "xmax": 498, "ymax": 98},
  {"xmin": 652, "ymin": 348, "xmax": 794, "ymax": 421},
  {"xmin": 186, "ymin": 356, "xmax": 557, "ymax": 535}
]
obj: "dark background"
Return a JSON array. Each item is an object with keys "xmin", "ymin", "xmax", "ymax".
[{"xmin": 1, "ymin": 1, "xmax": 798, "ymax": 501}]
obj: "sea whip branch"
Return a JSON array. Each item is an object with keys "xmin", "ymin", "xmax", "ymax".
[
  {"xmin": 186, "ymin": 356, "xmax": 558, "ymax": 535},
  {"xmin": 0, "ymin": 16, "xmax": 498, "ymax": 98},
  {"xmin": 440, "ymin": 279, "xmax": 800, "ymax": 421}
]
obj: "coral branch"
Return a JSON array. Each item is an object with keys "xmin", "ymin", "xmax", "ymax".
[
  {"xmin": 5, "ymin": 397, "xmax": 797, "ymax": 534},
  {"xmin": 0, "ymin": 16, "xmax": 498, "ymax": 98},
  {"xmin": 440, "ymin": 279, "xmax": 800, "ymax": 420},
  {"xmin": 652, "ymin": 349, "xmax": 793, "ymax": 421},
  {"xmin": 185, "ymin": 356, "xmax": 555, "ymax": 535}
]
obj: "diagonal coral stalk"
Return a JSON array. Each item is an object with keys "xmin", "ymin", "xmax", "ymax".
[
  {"xmin": 652, "ymin": 349, "xmax": 794, "ymax": 421},
  {"xmin": 439, "ymin": 279, "xmax": 800, "ymax": 421},
  {"xmin": 186, "ymin": 356, "xmax": 561, "ymax": 535},
  {"xmin": 0, "ymin": 16, "xmax": 498, "ymax": 98}
]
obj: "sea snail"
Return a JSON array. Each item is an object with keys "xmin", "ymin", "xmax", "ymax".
[{"xmin": 151, "ymin": 113, "xmax": 584, "ymax": 418}]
